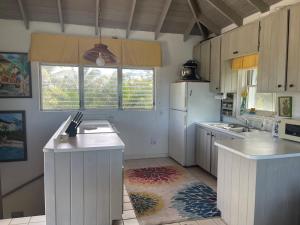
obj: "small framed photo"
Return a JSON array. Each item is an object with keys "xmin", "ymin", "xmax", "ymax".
[
  {"xmin": 0, "ymin": 52, "xmax": 32, "ymax": 98},
  {"xmin": 0, "ymin": 111, "xmax": 27, "ymax": 162},
  {"xmin": 278, "ymin": 96, "xmax": 292, "ymax": 117}
]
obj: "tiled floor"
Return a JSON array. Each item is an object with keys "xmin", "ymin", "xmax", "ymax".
[{"xmin": 0, "ymin": 157, "xmax": 226, "ymax": 225}]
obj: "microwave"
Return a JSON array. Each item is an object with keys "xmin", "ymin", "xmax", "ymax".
[{"xmin": 278, "ymin": 119, "xmax": 300, "ymax": 142}]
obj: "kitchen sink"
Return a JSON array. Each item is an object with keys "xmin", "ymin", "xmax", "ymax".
[{"xmin": 209, "ymin": 123, "xmax": 252, "ymax": 133}]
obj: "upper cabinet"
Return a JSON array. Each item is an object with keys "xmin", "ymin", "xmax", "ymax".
[
  {"xmin": 193, "ymin": 40, "xmax": 211, "ymax": 81},
  {"xmin": 222, "ymin": 21, "xmax": 260, "ymax": 60},
  {"xmin": 200, "ymin": 41, "xmax": 211, "ymax": 81},
  {"xmin": 287, "ymin": 4, "xmax": 300, "ymax": 92},
  {"xmin": 210, "ymin": 36, "xmax": 221, "ymax": 93},
  {"xmin": 257, "ymin": 9, "xmax": 288, "ymax": 93}
]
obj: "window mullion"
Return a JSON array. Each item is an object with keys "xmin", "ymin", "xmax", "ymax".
[
  {"xmin": 118, "ymin": 67, "xmax": 123, "ymax": 110},
  {"xmin": 79, "ymin": 66, "xmax": 84, "ymax": 110}
]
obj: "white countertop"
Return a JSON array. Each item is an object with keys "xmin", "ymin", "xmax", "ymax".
[
  {"xmin": 43, "ymin": 120, "xmax": 125, "ymax": 153},
  {"xmin": 197, "ymin": 122, "xmax": 300, "ymax": 160}
]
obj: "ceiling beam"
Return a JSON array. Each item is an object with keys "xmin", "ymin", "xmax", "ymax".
[
  {"xmin": 126, "ymin": 0, "xmax": 137, "ymax": 38},
  {"xmin": 95, "ymin": 0, "xmax": 100, "ymax": 35},
  {"xmin": 205, "ymin": 0, "xmax": 243, "ymax": 26},
  {"xmin": 154, "ymin": 0, "xmax": 173, "ymax": 40},
  {"xmin": 57, "ymin": 0, "xmax": 64, "ymax": 32},
  {"xmin": 246, "ymin": 0, "xmax": 269, "ymax": 12},
  {"xmin": 187, "ymin": 0, "xmax": 220, "ymax": 37},
  {"xmin": 16, "ymin": 0, "xmax": 29, "ymax": 29}
]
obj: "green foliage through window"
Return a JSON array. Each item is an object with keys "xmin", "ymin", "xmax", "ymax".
[{"xmin": 40, "ymin": 65, "xmax": 154, "ymax": 111}]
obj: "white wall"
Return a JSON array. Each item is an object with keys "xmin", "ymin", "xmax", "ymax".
[{"xmin": 0, "ymin": 19, "xmax": 201, "ymax": 197}]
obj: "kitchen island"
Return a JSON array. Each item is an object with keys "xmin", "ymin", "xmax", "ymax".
[
  {"xmin": 43, "ymin": 119, "xmax": 124, "ymax": 225},
  {"xmin": 215, "ymin": 130, "xmax": 300, "ymax": 225}
]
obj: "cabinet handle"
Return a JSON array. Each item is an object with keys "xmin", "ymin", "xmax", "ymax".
[
  {"xmin": 216, "ymin": 87, "xmax": 219, "ymax": 90},
  {"xmin": 233, "ymin": 51, "xmax": 239, "ymax": 55},
  {"xmin": 211, "ymin": 134, "xmax": 215, "ymax": 137},
  {"xmin": 289, "ymin": 84, "xmax": 294, "ymax": 88},
  {"xmin": 207, "ymin": 133, "xmax": 210, "ymax": 136},
  {"xmin": 277, "ymin": 84, "xmax": 282, "ymax": 88}
]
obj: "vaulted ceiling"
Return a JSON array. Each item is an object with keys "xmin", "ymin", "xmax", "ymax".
[{"xmin": 0, "ymin": 0, "xmax": 282, "ymax": 40}]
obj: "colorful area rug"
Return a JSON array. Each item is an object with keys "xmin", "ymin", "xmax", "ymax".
[{"xmin": 124, "ymin": 164, "xmax": 220, "ymax": 225}]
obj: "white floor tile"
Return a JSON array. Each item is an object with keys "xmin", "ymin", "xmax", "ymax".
[
  {"xmin": 122, "ymin": 210, "xmax": 136, "ymax": 220},
  {"xmin": 29, "ymin": 215, "xmax": 46, "ymax": 222},
  {"xmin": 28, "ymin": 222, "xmax": 46, "ymax": 225},
  {"xmin": 10, "ymin": 217, "xmax": 31, "ymax": 224},
  {"xmin": 123, "ymin": 218, "xmax": 140, "ymax": 225},
  {"xmin": 0, "ymin": 219, "xmax": 11, "ymax": 225},
  {"xmin": 124, "ymin": 202, "xmax": 133, "ymax": 210}
]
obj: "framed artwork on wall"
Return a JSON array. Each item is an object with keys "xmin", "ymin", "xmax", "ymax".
[
  {"xmin": 0, "ymin": 111, "xmax": 27, "ymax": 162},
  {"xmin": 0, "ymin": 52, "xmax": 32, "ymax": 98},
  {"xmin": 278, "ymin": 96, "xmax": 292, "ymax": 118}
]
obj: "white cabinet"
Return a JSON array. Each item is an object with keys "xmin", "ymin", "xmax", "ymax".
[
  {"xmin": 210, "ymin": 36, "xmax": 221, "ymax": 92},
  {"xmin": 221, "ymin": 21, "xmax": 260, "ymax": 60},
  {"xmin": 193, "ymin": 40, "xmax": 211, "ymax": 81},
  {"xmin": 200, "ymin": 41, "xmax": 211, "ymax": 81},
  {"xmin": 287, "ymin": 4, "xmax": 300, "ymax": 92},
  {"xmin": 196, "ymin": 126, "xmax": 239, "ymax": 177},
  {"xmin": 196, "ymin": 127, "xmax": 211, "ymax": 172},
  {"xmin": 257, "ymin": 9, "xmax": 288, "ymax": 93},
  {"xmin": 220, "ymin": 60, "xmax": 238, "ymax": 93}
]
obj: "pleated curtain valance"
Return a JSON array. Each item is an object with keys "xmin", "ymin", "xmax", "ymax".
[
  {"xmin": 231, "ymin": 54, "xmax": 259, "ymax": 70},
  {"xmin": 29, "ymin": 33, "xmax": 162, "ymax": 67}
]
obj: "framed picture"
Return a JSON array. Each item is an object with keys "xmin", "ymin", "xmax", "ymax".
[
  {"xmin": 278, "ymin": 96, "xmax": 292, "ymax": 117},
  {"xmin": 0, "ymin": 52, "xmax": 32, "ymax": 98},
  {"xmin": 0, "ymin": 111, "xmax": 27, "ymax": 162}
]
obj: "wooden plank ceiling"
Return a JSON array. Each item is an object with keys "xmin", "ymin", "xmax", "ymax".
[{"xmin": 0, "ymin": 0, "xmax": 281, "ymax": 40}]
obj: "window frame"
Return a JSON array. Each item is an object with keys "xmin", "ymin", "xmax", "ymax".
[
  {"xmin": 121, "ymin": 67, "xmax": 156, "ymax": 111},
  {"xmin": 236, "ymin": 68, "xmax": 276, "ymax": 118},
  {"xmin": 39, "ymin": 63, "xmax": 156, "ymax": 112}
]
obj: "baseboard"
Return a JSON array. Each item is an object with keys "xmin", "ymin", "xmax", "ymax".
[{"xmin": 124, "ymin": 153, "xmax": 168, "ymax": 160}]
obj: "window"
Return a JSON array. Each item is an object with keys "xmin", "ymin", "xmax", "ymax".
[
  {"xmin": 40, "ymin": 65, "xmax": 154, "ymax": 111},
  {"xmin": 122, "ymin": 69, "xmax": 154, "ymax": 110},
  {"xmin": 41, "ymin": 65, "xmax": 79, "ymax": 110},
  {"xmin": 239, "ymin": 68, "xmax": 275, "ymax": 113},
  {"xmin": 84, "ymin": 67, "xmax": 118, "ymax": 109}
]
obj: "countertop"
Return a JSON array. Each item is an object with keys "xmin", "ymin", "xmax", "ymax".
[
  {"xmin": 43, "ymin": 120, "xmax": 125, "ymax": 153},
  {"xmin": 196, "ymin": 122, "xmax": 300, "ymax": 160}
]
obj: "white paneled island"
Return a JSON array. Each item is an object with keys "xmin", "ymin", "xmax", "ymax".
[
  {"xmin": 215, "ymin": 131, "xmax": 300, "ymax": 225},
  {"xmin": 43, "ymin": 119, "xmax": 124, "ymax": 225}
]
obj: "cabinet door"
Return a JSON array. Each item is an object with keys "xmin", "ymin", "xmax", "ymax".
[
  {"xmin": 210, "ymin": 132, "xmax": 218, "ymax": 177},
  {"xmin": 258, "ymin": 9, "xmax": 288, "ymax": 93},
  {"xmin": 200, "ymin": 41, "xmax": 211, "ymax": 81},
  {"xmin": 196, "ymin": 127, "xmax": 211, "ymax": 172},
  {"xmin": 221, "ymin": 22, "xmax": 259, "ymax": 60},
  {"xmin": 220, "ymin": 60, "xmax": 238, "ymax": 93},
  {"xmin": 236, "ymin": 21, "xmax": 260, "ymax": 57},
  {"xmin": 287, "ymin": 5, "xmax": 300, "ymax": 92},
  {"xmin": 210, "ymin": 36, "xmax": 221, "ymax": 92}
]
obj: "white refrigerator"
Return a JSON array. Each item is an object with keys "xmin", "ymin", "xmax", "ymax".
[{"xmin": 169, "ymin": 82, "xmax": 220, "ymax": 166}]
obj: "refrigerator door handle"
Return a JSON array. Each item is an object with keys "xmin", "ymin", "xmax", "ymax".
[{"xmin": 189, "ymin": 90, "xmax": 192, "ymax": 96}]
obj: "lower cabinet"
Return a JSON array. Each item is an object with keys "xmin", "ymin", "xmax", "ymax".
[{"xmin": 196, "ymin": 126, "xmax": 238, "ymax": 177}]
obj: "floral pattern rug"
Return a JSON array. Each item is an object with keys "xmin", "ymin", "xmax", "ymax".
[{"xmin": 124, "ymin": 164, "xmax": 220, "ymax": 225}]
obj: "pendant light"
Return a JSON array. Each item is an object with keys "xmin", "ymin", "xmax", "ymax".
[
  {"xmin": 96, "ymin": 0, "xmax": 105, "ymax": 66},
  {"xmin": 83, "ymin": 0, "xmax": 118, "ymax": 65}
]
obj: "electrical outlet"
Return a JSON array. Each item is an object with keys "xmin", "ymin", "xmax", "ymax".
[{"xmin": 150, "ymin": 138, "xmax": 157, "ymax": 145}]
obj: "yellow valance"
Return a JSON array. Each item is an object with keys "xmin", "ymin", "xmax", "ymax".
[
  {"xmin": 122, "ymin": 40, "xmax": 162, "ymax": 67},
  {"xmin": 231, "ymin": 54, "xmax": 258, "ymax": 70},
  {"xmin": 30, "ymin": 33, "xmax": 79, "ymax": 64},
  {"xmin": 29, "ymin": 33, "xmax": 162, "ymax": 67}
]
